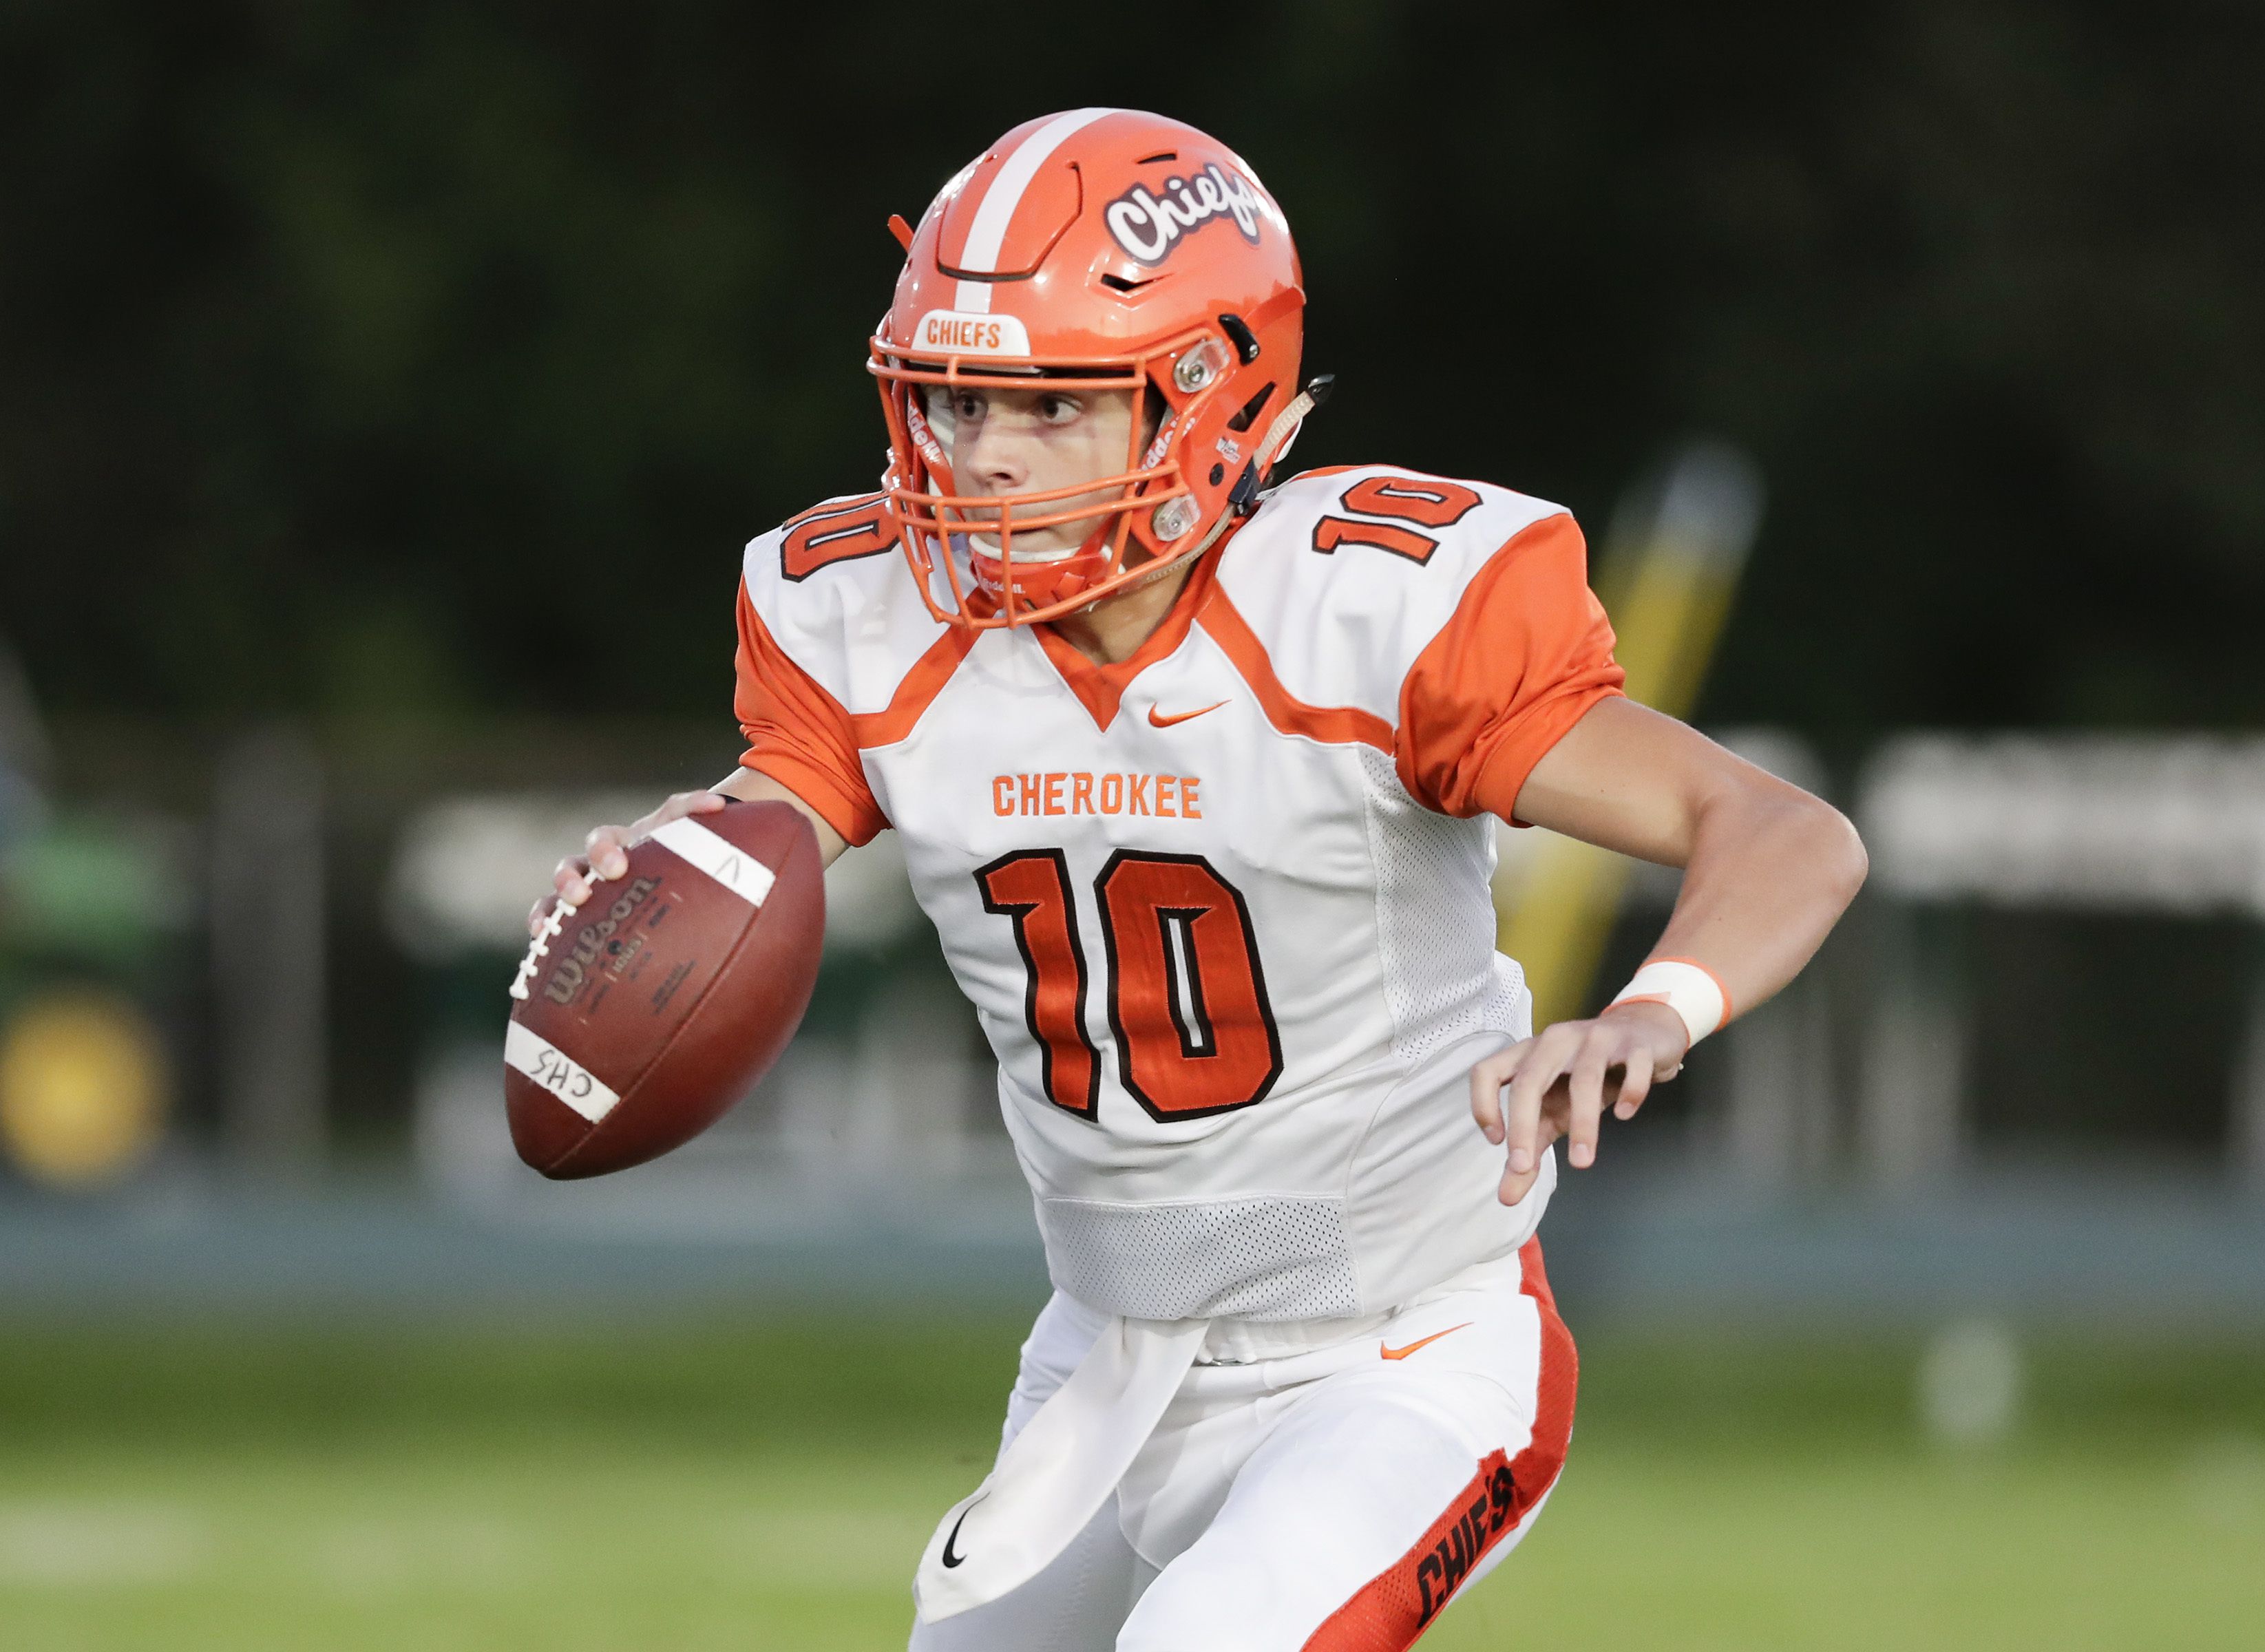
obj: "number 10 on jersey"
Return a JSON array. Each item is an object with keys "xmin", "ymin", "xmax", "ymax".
[{"xmin": 976, "ymin": 849, "xmax": 1283, "ymax": 1122}]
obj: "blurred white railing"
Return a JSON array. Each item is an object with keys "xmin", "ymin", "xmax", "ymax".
[
  {"xmin": 1864, "ymin": 736, "xmax": 2265, "ymax": 914},
  {"xmin": 1858, "ymin": 735, "xmax": 2265, "ymax": 1187}
]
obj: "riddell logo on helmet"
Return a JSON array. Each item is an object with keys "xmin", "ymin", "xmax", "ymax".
[
  {"xmin": 1104, "ymin": 163, "xmax": 1265, "ymax": 266},
  {"xmin": 916, "ymin": 310, "xmax": 1033, "ymax": 356}
]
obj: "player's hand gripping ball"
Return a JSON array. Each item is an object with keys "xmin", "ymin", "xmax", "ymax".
[{"xmin": 504, "ymin": 800, "xmax": 823, "ymax": 1178}]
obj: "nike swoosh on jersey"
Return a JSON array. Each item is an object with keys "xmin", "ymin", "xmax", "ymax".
[
  {"xmin": 941, "ymin": 1501, "xmax": 978, "ymax": 1569},
  {"xmin": 1148, "ymin": 700, "xmax": 1228, "ymax": 728},
  {"xmin": 1380, "ymin": 1322, "xmax": 1473, "ymax": 1361}
]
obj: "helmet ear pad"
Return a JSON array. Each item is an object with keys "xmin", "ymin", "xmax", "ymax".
[{"xmin": 1123, "ymin": 299, "xmax": 1305, "ymax": 567}]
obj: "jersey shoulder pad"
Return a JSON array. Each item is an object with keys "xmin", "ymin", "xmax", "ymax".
[
  {"xmin": 739, "ymin": 491, "xmax": 950, "ymax": 716},
  {"xmin": 1212, "ymin": 464, "xmax": 1574, "ymax": 726}
]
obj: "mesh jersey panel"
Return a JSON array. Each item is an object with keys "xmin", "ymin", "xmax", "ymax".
[
  {"xmin": 1358, "ymin": 745, "xmax": 1524, "ymax": 1066},
  {"xmin": 1037, "ymin": 1196, "xmax": 1362, "ymax": 1320}
]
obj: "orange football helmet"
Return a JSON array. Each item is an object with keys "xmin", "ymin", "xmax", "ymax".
[{"xmin": 871, "ymin": 109, "xmax": 1316, "ymax": 628}]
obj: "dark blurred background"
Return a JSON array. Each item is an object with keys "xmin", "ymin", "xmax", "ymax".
[
  {"xmin": 1, "ymin": 5, "xmax": 2262, "ymax": 1647},
  {"xmin": 8, "ymin": 0, "xmax": 2261, "ymax": 732}
]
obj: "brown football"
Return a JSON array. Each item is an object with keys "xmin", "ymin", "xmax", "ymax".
[{"xmin": 503, "ymin": 800, "xmax": 824, "ymax": 1178}]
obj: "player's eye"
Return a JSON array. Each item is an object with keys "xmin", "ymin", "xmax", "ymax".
[
  {"xmin": 1038, "ymin": 393, "xmax": 1081, "ymax": 425},
  {"xmin": 952, "ymin": 390, "xmax": 987, "ymax": 422}
]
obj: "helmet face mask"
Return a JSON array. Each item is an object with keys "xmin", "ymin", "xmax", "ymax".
[
  {"xmin": 876, "ymin": 328, "xmax": 1229, "ymax": 623},
  {"xmin": 870, "ymin": 109, "xmax": 1306, "ymax": 629},
  {"xmin": 928, "ymin": 379, "xmax": 1173, "ymax": 566}
]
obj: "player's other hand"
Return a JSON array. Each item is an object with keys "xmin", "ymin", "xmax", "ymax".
[
  {"xmin": 526, "ymin": 790, "xmax": 729, "ymax": 937},
  {"xmin": 1467, "ymin": 1002, "xmax": 1690, "ymax": 1205}
]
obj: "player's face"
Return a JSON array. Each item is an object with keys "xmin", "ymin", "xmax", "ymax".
[{"xmin": 929, "ymin": 383, "xmax": 1145, "ymax": 556}]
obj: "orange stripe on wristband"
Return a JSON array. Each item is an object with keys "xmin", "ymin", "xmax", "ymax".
[
  {"xmin": 1649, "ymin": 955, "xmax": 1734, "ymax": 1024},
  {"xmin": 1607, "ymin": 959, "xmax": 1729, "ymax": 1046}
]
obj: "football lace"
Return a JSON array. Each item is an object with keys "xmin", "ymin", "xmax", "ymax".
[{"xmin": 509, "ymin": 889, "xmax": 582, "ymax": 1002}]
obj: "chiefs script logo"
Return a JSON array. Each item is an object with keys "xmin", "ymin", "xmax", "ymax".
[{"xmin": 1104, "ymin": 163, "xmax": 1266, "ymax": 266}]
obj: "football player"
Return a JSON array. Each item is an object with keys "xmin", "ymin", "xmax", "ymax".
[{"xmin": 538, "ymin": 109, "xmax": 1865, "ymax": 1650}]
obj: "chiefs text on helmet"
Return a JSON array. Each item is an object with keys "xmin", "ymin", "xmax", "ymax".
[{"xmin": 871, "ymin": 109, "xmax": 1306, "ymax": 628}]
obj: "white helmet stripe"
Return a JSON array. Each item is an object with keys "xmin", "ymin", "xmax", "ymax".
[{"xmin": 952, "ymin": 107, "xmax": 1118, "ymax": 315}]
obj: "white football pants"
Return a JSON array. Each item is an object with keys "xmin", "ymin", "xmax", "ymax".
[{"xmin": 907, "ymin": 1238, "xmax": 1576, "ymax": 1652}]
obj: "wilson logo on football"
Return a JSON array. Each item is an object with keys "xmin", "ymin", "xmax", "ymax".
[
  {"xmin": 538, "ymin": 876, "xmax": 659, "ymax": 1006},
  {"xmin": 1104, "ymin": 163, "xmax": 1265, "ymax": 266}
]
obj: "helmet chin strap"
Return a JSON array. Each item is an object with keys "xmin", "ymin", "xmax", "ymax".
[{"xmin": 1243, "ymin": 385, "xmax": 1317, "ymax": 491}]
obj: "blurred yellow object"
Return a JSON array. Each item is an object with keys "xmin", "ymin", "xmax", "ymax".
[
  {"xmin": 1497, "ymin": 444, "xmax": 1763, "ymax": 1028},
  {"xmin": 0, "ymin": 989, "xmax": 169, "ymax": 1187}
]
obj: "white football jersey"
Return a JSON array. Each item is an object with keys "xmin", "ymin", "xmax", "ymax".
[{"xmin": 735, "ymin": 465, "xmax": 1624, "ymax": 1322}]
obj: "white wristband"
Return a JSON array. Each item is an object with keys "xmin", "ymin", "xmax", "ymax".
[{"xmin": 1607, "ymin": 958, "xmax": 1732, "ymax": 1048}]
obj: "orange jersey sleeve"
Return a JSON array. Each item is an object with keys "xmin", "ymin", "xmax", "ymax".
[
  {"xmin": 1395, "ymin": 512, "xmax": 1625, "ymax": 825},
  {"xmin": 733, "ymin": 580, "xmax": 888, "ymax": 846}
]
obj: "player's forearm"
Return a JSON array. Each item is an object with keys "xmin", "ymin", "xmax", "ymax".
[
  {"xmin": 1511, "ymin": 699, "xmax": 1866, "ymax": 1022},
  {"xmin": 714, "ymin": 767, "xmax": 852, "ymax": 867},
  {"xmin": 1643, "ymin": 783, "xmax": 1866, "ymax": 1021}
]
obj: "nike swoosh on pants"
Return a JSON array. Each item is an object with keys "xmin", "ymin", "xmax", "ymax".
[{"xmin": 1380, "ymin": 1323, "xmax": 1473, "ymax": 1361}]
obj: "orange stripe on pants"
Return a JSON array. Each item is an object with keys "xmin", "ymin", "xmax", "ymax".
[{"xmin": 1299, "ymin": 1238, "xmax": 1579, "ymax": 1650}]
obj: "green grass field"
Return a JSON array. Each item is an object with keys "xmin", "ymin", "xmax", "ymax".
[{"xmin": 1, "ymin": 1317, "xmax": 2259, "ymax": 1650}]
